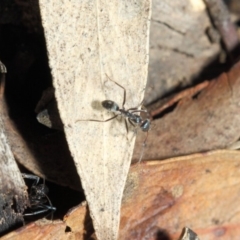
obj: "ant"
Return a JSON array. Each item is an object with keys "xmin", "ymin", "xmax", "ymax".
[
  {"xmin": 76, "ymin": 74, "xmax": 151, "ymax": 161},
  {"xmin": 22, "ymin": 173, "xmax": 56, "ymax": 219}
]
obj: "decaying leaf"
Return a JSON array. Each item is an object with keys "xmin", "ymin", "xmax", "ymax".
[
  {"xmin": 204, "ymin": 0, "xmax": 240, "ymax": 55},
  {"xmin": 134, "ymin": 60, "xmax": 240, "ymax": 161},
  {"xmin": 0, "ymin": 219, "xmax": 73, "ymax": 240},
  {"xmin": 63, "ymin": 201, "xmax": 94, "ymax": 238},
  {"xmin": 39, "ymin": 1, "xmax": 151, "ymax": 239},
  {"xmin": 146, "ymin": 0, "xmax": 220, "ymax": 104},
  {"xmin": 120, "ymin": 150, "xmax": 240, "ymax": 239},
  {"xmin": 4, "ymin": 150, "xmax": 240, "ymax": 239}
]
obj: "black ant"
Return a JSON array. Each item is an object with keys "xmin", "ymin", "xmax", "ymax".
[
  {"xmin": 77, "ymin": 75, "xmax": 150, "ymax": 138},
  {"xmin": 76, "ymin": 74, "xmax": 151, "ymax": 162},
  {"xmin": 22, "ymin": 173, "xmax": 56, "ymax": 219}
]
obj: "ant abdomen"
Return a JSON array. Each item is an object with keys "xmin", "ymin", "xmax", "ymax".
[{"xmin": 140, "ymin": 119, "xmax": 151, "ymax": 132}]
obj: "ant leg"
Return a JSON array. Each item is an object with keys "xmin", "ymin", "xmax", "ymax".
[
  {"xmin": 89, "ymin": 114, "xmax": 119, "ymax": 122},
  {"xmin": 140, "ymin": 105, "xmax": 151, "ymax": 118},
  {"xmin": 44, "ymin": 194, "xmax": 56, "ymax": 220},
  {"xmin": 127, "ymin": 107, "xmax": 148, "ymax": 115},
  {"xmin": 22, "ymin": 173, "xmax": 40, "ymax": 185},
  {"xmin": 128, "ymin": 118, "xmax": 136, "ymax": 128},
  {"xmin": 143, "ymin": 131, "xmax": 149, "ymax": 146},
  {"xmin": 44, "ymin": 193, "xmax": 54, "ymax": 209},
  {"xmin": 124, "ymin": 119, "xmax": 129, "ymax": 133},
  {"xmin": 76, "ymin": 114, "xmax": 120, "ymax": 123},
  {"xmin": 129, "ymin": 108, "xmax": 151, "ymax": 120},
  {"xmin": 128, "ymin": 119, "xmax": 139, "ymax": 135},
  {"xmin": 24, "ymin": 210, "xmax": 48, "ymax": 217},
  {"xmin": 105, "ymin": 74, "xmax": 126, "ymax": 108},
  {"xmin": 24, "ymin": 193, "xmax": 56, "ymax": 219},
  {"xmin": 138, "ymin": 131, "xmax": 149, "ymax": 164},
  {"xmin": 23, "ymin": 205, "xmax": 56, "ymax": 217},
  {"xmin": 24, "ymin": 208, "xmax": 52, "ymax": 216},
  {"xmin": 129, "ymin": 109, "xmax": 148, "ymax": 114},
  {"xmin": 127, "ymin": 98, "xmax": 145, "ymax": 111},
  {"xmin": 127, "ymin": 107, "xmax": 138, "ymax": 111}
]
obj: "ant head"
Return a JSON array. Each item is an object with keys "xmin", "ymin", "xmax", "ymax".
[
  {"xmin": 102, "ymin": 100, "xmax": 119, "ymax": 112},
  {"xmin": 32, "ymin": 184, "xmax": 49, "ymax": 199}
]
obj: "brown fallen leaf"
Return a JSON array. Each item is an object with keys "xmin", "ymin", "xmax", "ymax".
[
  {"xmin": 134, "ymin": 60, "xmax": 240, "ymax": 161},
  {"xmin": 120, "ymin": 150, "xmax": 240, "ymax": 239},
  {"xmin": 0, "ymin": 203, "xmax": 94, "ymax": 240},
  {"xmin": 63, "ymin": 201, "xmax": 94, "ymax": 238},
  {"xmin": 0, "ymin": 219, "xmax": 73, "ymax": 240},
  {"xmin": 146, "ymin": 0, "xmax": 220, "ymax": 105},
  {"xmin": 149, "ymin": 81, "xmax": 210, "ymax": 118},
  {"xmin": 5, "ymin": 150, "xmax": 240, "ymax": 239}
]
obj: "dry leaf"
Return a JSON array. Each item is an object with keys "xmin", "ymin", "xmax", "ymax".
[
  {"xmin": 9, "ymin": 150, "xmax": 240, "ymax": 240},
  {"xmin": 1, "ymin": 203, "xmax": 93, "ymax": 240},
  {"xmin": 120, "ymin": 150, "xmax": 240, "ymax": 239},
  {"xmin": 39, "ymin": 1, "xmax": 151, "ymax": 239},
  {"xmin": 8, "ymin": 150, "xmax": 240, "ymax": 239},
  {"xmin": 204, "ymin": 0, "xmax": 240, "ymax": 55},
  {"xmin": 64, "ymin": 201, "xmax": 94, "ymax": 238},
  {"xmin": 146, "ymin": 0, "xmax": 219, "ymax": 104},
  {"xmin": 0, "ymin": 219, "xmax": 73, "ymax": 240},
  {"xmin": 134, "ymin": 60, "xmax": 240, "ymax": 161}
]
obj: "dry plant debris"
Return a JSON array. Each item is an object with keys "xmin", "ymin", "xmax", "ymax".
[
  {"xmin": 2, "ymin": 150, "xmax": 240, "ymax": 239},
  {"xmin": 120, "ymin": 150, "xmax": 240, "ymax": 239},
  {"xmin": 134, "ymin": 60, "xmax": 240, "ymax": 161},
  {"xmin": 1, "ymin": 0, "xmax": 240, "ymax": 239},
  {"xmin": 39, "ymin": 0, "xmax": 151, "ymax": 239}
]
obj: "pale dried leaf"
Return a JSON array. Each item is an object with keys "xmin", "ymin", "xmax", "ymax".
[
  {"xmin": 179, "ymin": 227, "xmax": 200, "ymax": 240},
  {"xmin": 39, "ymin": 1, "xmax": 151, "ymax": 239}
]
